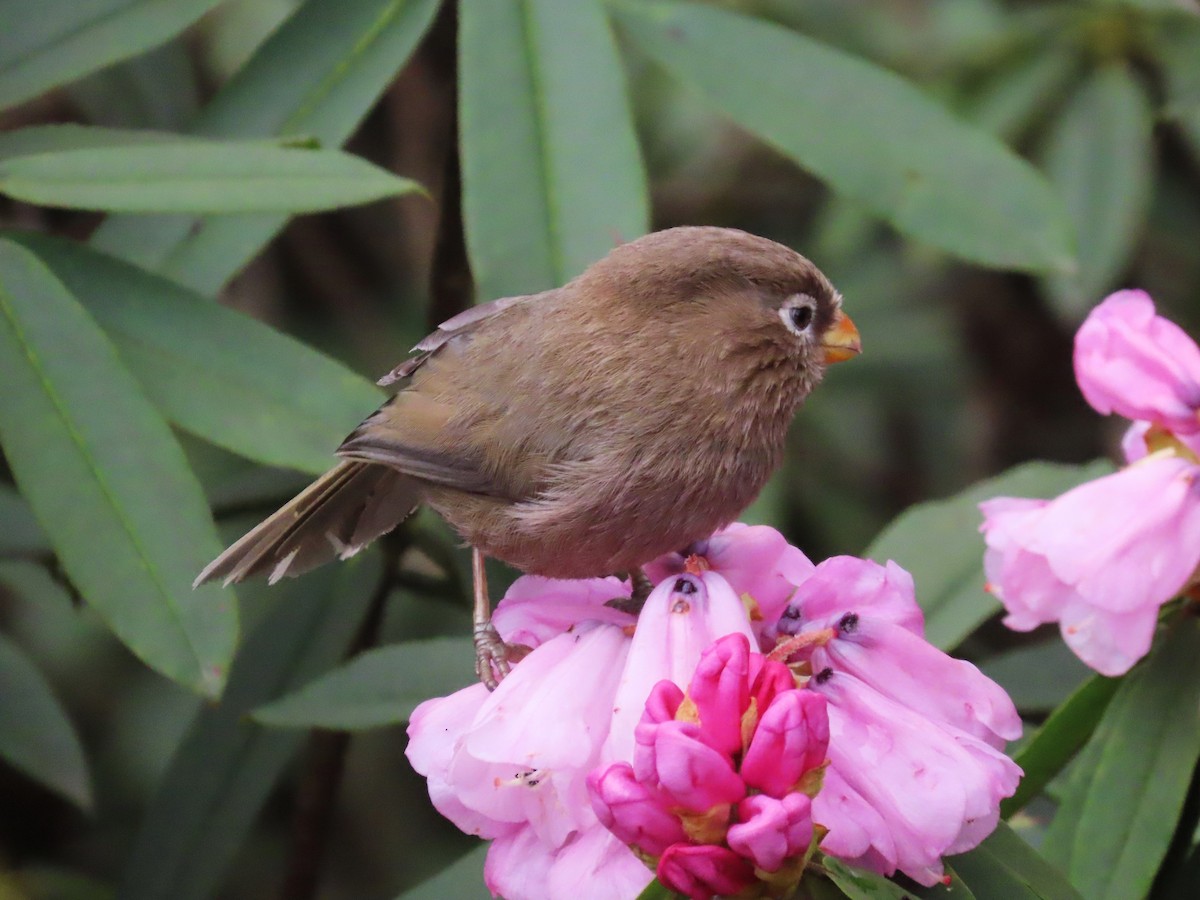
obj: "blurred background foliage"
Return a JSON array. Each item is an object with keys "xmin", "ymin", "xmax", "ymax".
[{"xmin": 0, "ymin": 0, "xmax": 1198, "ymax": 897}]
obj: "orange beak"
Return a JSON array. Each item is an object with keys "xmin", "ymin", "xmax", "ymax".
[{"xmin": 821, "ymin": 309, "xmax": 862, "ymax": 364}]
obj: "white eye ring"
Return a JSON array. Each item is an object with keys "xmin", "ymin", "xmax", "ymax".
[{"xmin": 780, "ymin": 296, "xmax": 817, "ymax": 336}]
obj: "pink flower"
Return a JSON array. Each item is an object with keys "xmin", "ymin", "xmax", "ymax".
[
  {"xmin": 772, "ymin": 555, "xmax": 1021, "ymax": 886},
  {"xmin": 645, "ymin": 523, "xmax": 816, "ymax": 630},
  {"xmin": 589, "ymin": 634, "xmax": 828, "ymax": 895},
  {"xmin": 657, "ymin": 845, "xmax": 755, "ymax": 900},
  {"xmin": 1075, "ymin": 290, "xmax": 1200, "ymax": 434},
  {"xmin": 407, "ymin": 569, "xmax": 761, "ymax": 900},
  {"xmin": 981, "ymin": 289, "xmax": 1200, "ymax": 676},
  {"xmin": 981, "ymin": 457, "xmax": 1200, "ymax": 675},
  {"xmin": 726, "ymin": 793, "xmax": 816, "ymax": 873},
  {"xmin": 809, "ymin": 670, "xmax": 1020, "ymax": 884},
  {"xmin": 408, "ymin": 532, "xmax": 1022, "ymax": 897}
]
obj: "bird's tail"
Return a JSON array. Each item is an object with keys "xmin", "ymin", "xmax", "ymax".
[{"xmin": 195, "ymin": 461, "xmax": 421, "ymax": 587}]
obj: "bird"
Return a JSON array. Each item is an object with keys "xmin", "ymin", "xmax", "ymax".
[{"xmin": 196, "ymin": 226, "xmax": 860, "ymax": 685}]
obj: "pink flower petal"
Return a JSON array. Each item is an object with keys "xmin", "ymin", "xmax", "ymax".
[
  {"xmin": 493, "ymin": 575, "xmax": 634, "ymax": 649},
  {"xmin": 727, "ymin": 793, "xmax": 815, "ymax": 873},
  {"xmin": 657, "ymin": 844, "xmax": 755, "ymax": 900},
  {"xmin": 687, "ymin": 633, "xmax": 752, "ymax": 756},
  {"xmin": 649, "ymin": 720, "xmax": 745, "ymax": 812},
  {"xmin": 1075, "ymin": 290, "xmax": 1200, "ymax": 433},
  {"xmin": 741, "ymin": 690, "xmax": 829, "ymax": 797},
  {"xmin": 587, "ymin": 763, "xmax": 687, "ymax": 856}
]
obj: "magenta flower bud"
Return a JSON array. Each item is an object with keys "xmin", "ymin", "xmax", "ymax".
[
  {"xmin": 1075, "ymin": 290, "xmax": 1200, "ymax": 434},
  {"xmin": 687, "ymin": 633, "xmax": 751, "ymax": 756},
  {"xmin": 587, "ymin": 763, "xmax": 687, "ymax": 857},
  {"xmin": 651, "ymin": 720, "xmax": 745, "ymax": 812},
  {"xmin": 727, "ymin": 793, "xmax": 815, "ymax": 872},
  {"xmin": 657, "ymin": 844, "xmax": 755, "ymax": 900},
  {"xmin": 747, "ymin": 654, "xmax": 796, "ymax": 722},
  {"xmin": 633, "ymin": 680, "xmax": 686, "ymax": 784},
  {"xmin": 741, "ymin": 689, "xmax": 829, "ymax": 797}
]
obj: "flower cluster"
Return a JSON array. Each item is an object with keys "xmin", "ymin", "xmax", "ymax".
[
  {"xmin": 981, "ymin": 291, "xmax": 1200, "ymax": 675},
  {"xmin": 589, "ymin": 633, "xmax": 829, "ymax": 899},
  {"xmin": 406, "ymin": 525, "xmax": 1021, "ymax": 898}
]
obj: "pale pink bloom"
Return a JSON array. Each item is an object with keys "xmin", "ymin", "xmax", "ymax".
[
  {"xmin": 980, "ymin": 455, "xmax": 1200, "ymax": 675},
  {"xmin": 645, "ymin": 523, "xmax": 816, "ymax": 628},
  {"xmin": 1075, "ymin": 290, "xmax": 1200, "ymax": 434},
  {"xmin": 773, "ymin": 555, "xmax": 1021, "ymax": 885},
  {"xmin": 810, "ymin": 670, "xmax": 1021, "ymax": 886},
  {"xmin": 491, "ymin": 575, "xmax": 633, "ymax": 649},
  {"xmin": 604, "ymin": 572, "xmax": 756, "ymax": 765},
  {"xmin": 484, "ymin": 820, "xmax": 651, "ymax": 900},
  {"xmin": 408, "ymin": 569, "xmax": 758, "ymax": 900}
]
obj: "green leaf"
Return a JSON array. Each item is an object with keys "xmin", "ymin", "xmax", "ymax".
[
  {"xmin": 118, "ymin": 556, "xmax": 379, "ymax": 900},
  {"xmin": 0, "ymin": 484, "xmax": 49, "ymax": 556},
  {"xmin": 1041, "ymin": 64, "xmax": 1155, "ymax": 318},
  {"xmin": 966, "ymin": 47, "xmax": 1078, "ymax": 142},
  {"xmin": 0, "ymin": 123, "xmax": 186, "ymax": 162},
  {"xmin": 0, "ymin": 0, "xmax": 226, "ymax": 111},
  {"xmin": 90, "ymin": 0, "xmax": 443, "ymax": 293},
  {"xmin": 1155, "ymin": 16, "xmax": 1200, "ymax": 156},
  {"xmin": 396, "ymin": 844, "xmax": 491, "ymax": 900},
  {"xmin": 10, "ymin": 232, "xmax": 381, "ymax": 475},
  {"xmin": 252, "ymin": 637, "xmax": 474, "ymax": 729},
  {"xmin": 1043, "ymin": 615, "xmax": 1200, "ymax": 900},
  {"xmin": 0, "ymin": 131, "xmax": 423, "ymax": 213},
  {"xmin": 822, "ymin": 858, "xmax": 914, "ymax": 899},
  {"xmin": 0, "ymin": 632, "xmax": 92, "ymax": 810},
  {"xmin": 981, "ymin": 639, "xmax": 1093, "ymax": 713},
  {"xmin": 949, "ymin": 822, "xmax": 1083, "ymax": 900},
  {"xmin": 0, "ymin": 239, "xmax": 236, "ymax": 697},
  {"xmin": 1001, "ymin": 673, "xmax": 1121, "ymax": 819},
  {"xmin": 610, "ymin": 0, "xmax": 1072, "ymax": 274},
  {"xmin": 460, "ymin": 0, "xmax": 650, "ymax": 300},
  {"xmin": 866, "ymin": 460, "xmax": 1113, "ymax": 651}
]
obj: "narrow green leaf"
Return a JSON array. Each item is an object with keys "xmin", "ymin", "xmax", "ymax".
[
  {"xmin": 0, "ymin": 484, "xmax": 49, "ymax": 555},
  {"xmin": 822, "ymin": 858, "xmax": 914, "ymax": 899},
  {"xmin": 950, "ymin": 822, "xmax": 1083, "ymax": 900},
  {"xmin": 11, "ymin": 232, "xmax": 381, "ymax": 475},
  {"xmin": 396, "ymin": 844, "xmax": 491, "ymax": 900},
  {"xmin": 460, "ymin": 0, "xmax": 649, "ymax": 300},
  {"xmin": 119, "ymin": 556, "xmax": 379, "ymax": 900},
  {"xmin": 1001, "ymin": 673, "xmax": 1120, "ymax": 819},
  {"xmin": 866, "ymin": 460, "xmax": 1113, "ymax": 650},
  {"xmin": 0, "ymin": 133, "xmax": 422, "ymax": 213},
  {"xmin": 611, "ymin": 0, "xmax": 1072, "ymax": 274},
  {"xmin": 0, "ymin": 632, "xmax": 92, "ymax": 810},
  {"xmin": 0, "ymin": 0, "xmax": 225, "ymax": 111},
  {"xmin": 68, "ymin": 38, "xmax": 201, "ymax": 131},
  {"xmin": 253, "ymin": 637, "xmax": 474, "ymax": 729},
  {"xmin": 966, "ymin": 47, "xmax": 1078, "ymax": 141},
  {"xmin": 1043, "ymin": 615, "xmax": 1200, "ymax": 900},
  {"xmin": 0, "ymin": 124, "xmax": 186, "ymax": 162},
  {"xmin": 90, "ymin": 0, "xmax": 442, "ymax": 293},
  {"xmin": 0, "ymin": 239, "xmax": 236, "ymax": 697},
  {"xmin": 1041, "ymin": 65, "xmax": 1155, "ymax": 318}
]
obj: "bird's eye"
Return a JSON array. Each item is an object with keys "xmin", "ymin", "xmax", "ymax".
[{"xmin": 780, "ymin": 298, "xmax": 816, "ymax": 335}]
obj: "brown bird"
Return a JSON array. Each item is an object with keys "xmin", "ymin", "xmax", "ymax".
[{"xmin": 197, "ymin": 226, "xmax": 860, "ymax": 685}]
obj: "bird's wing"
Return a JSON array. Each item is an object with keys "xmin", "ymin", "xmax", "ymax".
[{"xmin": 376, "ymin": 292, "xmax": 541, "ymax": 386}]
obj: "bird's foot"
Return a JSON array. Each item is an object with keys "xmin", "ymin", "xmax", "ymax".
[
  {"xmin": 605, "ymin": 568, "xmax": 655, "ymax": 616},
  {"xmin": 474, "ymin": 622, "xmax": 529, "ymax": 690}
]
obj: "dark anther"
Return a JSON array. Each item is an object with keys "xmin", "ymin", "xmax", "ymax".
[
  {"xmin": 815, "ymin": 666, "xmax": 834, "ymax": 685},
  {"xmin": 781, "ymin": 604, "xmax": 802, "ymax": 620},
  {"xmin": 838, "ymin": 612, "xmax": 859, "ymax": 633},
  {"xmin": 674, "ymin": 577, "xmax": 698, "ymax": 595}
]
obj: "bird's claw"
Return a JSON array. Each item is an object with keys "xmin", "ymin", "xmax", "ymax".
[{"xmin": 474, "ymin": 622, "xmax": 529, "ymax": 690}]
